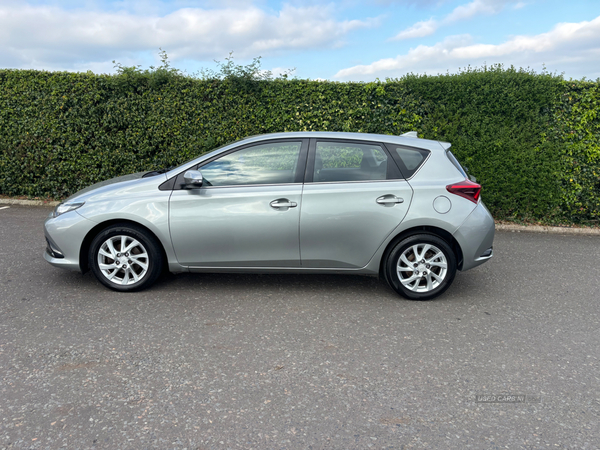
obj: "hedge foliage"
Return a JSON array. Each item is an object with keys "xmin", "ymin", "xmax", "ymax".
[{"xmin": 0, "ymin": 62, "xmax": 598, "ymax": 223}]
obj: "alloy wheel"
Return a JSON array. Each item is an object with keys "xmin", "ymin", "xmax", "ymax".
[
  {"xmin": 396, "ymin": 243, "xmax": 448, "ymax": 293},
  {"xmin": 97, "ymin": 235, "xmax": 149, "ymax": 286}
]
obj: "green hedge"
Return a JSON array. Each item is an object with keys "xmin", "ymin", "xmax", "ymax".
[
  {"xmin": 550, "ymin": 81, "xmax": 600, "ymax": 222},
  {"xmin": 0, "ymin": 65, "xmax": 598, "ymax": 223}
]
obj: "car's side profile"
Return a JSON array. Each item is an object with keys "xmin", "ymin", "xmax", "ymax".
[{"xmin": 44, "ymin": 131, "xmax": 494, "ymax": 300}]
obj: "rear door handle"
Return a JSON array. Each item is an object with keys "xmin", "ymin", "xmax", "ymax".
[
  {"xmin": 270, "ymin": 198, "xmax": 298, "ymax": 209},
  {"xmin": 376, "ymin": 195, "xmax": 404, "ymax": 205}
]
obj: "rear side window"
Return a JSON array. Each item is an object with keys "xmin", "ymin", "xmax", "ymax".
[
  {"xmin": 446, "ymin": 151, "xmax": 468, "ymax": 177},
  {"xmin": 387, "ymin": 146, "xmax": 430, "ymax": 178},
  {"xmin": 313, "ymin": 142, "xmax": 390, "ymax": 182}
]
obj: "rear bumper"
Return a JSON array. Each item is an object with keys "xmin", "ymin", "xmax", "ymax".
[{"xmin": 453, "ymin": 201, "xmax": 495, "ymax": 271}]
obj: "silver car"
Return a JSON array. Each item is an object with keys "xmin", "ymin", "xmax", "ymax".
[{"xmin": 44, "ymin": 131, "xmax": 494, "ymax": 300}]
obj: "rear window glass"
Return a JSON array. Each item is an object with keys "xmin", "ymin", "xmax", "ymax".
[
  {"xmin": 446, "ymin": 151, "xmax": 468, "ymax": 177},
  {"xmin": 388, "ymin": 146, "xmax": 430, "ymax": 178}
]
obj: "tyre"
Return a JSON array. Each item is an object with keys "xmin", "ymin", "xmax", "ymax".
[
  {"xmin": 89, "ymin": 223, "xmax": 163, "ymax": 292},
  {"xmin": 384, "ymin": 234, "xmax": 457, "ymax": 301}
]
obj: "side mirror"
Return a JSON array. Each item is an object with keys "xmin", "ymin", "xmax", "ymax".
[{"xmin": 183, "ymin": 170, "xmax": 203, "ymax": 188}]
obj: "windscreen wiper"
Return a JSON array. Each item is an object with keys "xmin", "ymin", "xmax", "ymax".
[{"xmin": 142, "ymin": 167, "xmax": 174, "ymax": 178}]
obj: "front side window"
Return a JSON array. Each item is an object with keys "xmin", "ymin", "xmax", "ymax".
[
  {"xmin": 200, "ymin": 141, "xmax": 302, "ymax": 187},
  {"xmin": 313, "ymin": 142, "xmax": 389, "ymax": 182}
]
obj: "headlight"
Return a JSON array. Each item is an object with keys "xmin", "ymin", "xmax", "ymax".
[{"xmin": 54, "ymin": 201, "xmax": 85, "ymax": 217}]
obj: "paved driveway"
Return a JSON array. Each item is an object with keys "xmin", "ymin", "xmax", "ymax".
[{"xmin": 1, "ymin": 205, "xmax": 599, "ymax": 449}]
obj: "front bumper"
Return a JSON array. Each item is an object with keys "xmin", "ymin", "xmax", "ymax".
[
  {"xmin": 453, "ymin": 201, "xmax": 495, "ymax": 271},
  {"xmin": 43, "ymin": 211, "xmax": 96, "ymax": 272}
]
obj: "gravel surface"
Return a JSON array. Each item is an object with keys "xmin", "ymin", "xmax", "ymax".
[{"xmin": 1, "ymin": 205, "xmax": 599, "ymax": 449}]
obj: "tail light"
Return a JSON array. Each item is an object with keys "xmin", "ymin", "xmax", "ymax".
[{"xmin": 446, "ymin": 180, "xmax": 481, "ymax": 204}]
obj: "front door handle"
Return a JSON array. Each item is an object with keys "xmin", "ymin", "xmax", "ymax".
[
  {"xmin": 376, "ymin": 195, "xmax": 404, "ymax": 205},
  {"xmin": 270, "ymin": 198, "xmax": 298, "ymax": 209}
]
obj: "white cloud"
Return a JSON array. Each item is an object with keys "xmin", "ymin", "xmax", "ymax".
[
  {"xmin": 393, "ymin": 19, "xmax": 438, "ymax": 40},
  {"xmin": 445, "ymin": 0, "xmax": 508, "ymax": 22},
  {"xmin": 336, "ymin": 15, "xmax": 600, "ymax": 80},
  {"xmin": 0, "ymin": 3, "xmax": 376, "ymax": 71},
  {"xmin": 373, "ymin": 0, "xmax": 448, "ymax": 6},
  {"xmin": 392, "ymin": 0, "xmax": 519, "ymax": 40}
]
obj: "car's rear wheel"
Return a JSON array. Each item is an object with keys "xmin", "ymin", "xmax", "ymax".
[
  {"xmin": 89, "ymin": 224, "xmax": 163, "ymax": 292},
  {"xmin": 385, "ymin": 234, "xmax": 457, "ymax": 300}
]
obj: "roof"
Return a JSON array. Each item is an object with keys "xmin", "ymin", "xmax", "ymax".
[{"xmin": 240, "ymin": 131, "xmax": 450, "ymax": 152}]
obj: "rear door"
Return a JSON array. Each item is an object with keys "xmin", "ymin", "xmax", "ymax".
[{"xmin": 299, "ymin": 139, "xmax": 413, "ymax": 268}]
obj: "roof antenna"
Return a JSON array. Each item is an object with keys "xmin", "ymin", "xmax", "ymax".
[{"xmin": 401, "ymin": 131, "xmax": 418, "ymax": 138}]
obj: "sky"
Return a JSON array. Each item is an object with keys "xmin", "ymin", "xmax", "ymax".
[{"xmin": 1, "ymin": 0, "xmax": 599, "ymax": 81}]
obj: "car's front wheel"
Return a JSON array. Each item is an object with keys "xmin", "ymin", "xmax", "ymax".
[
  {"xmin": 89, "ymin": 224, "xmax": 163, "ymax": 292},
  {"xmin": 385, "ymin": 234, "xmax": 457, "ymax": 301}
]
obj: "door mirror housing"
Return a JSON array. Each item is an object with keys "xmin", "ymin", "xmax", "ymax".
[{"xmin": 183, "ymin": 170, "xmax": 204, "ymax": 188}]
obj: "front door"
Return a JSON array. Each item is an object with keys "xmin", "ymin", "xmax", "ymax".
[{"xmin": 169, "ymin": 140, "xmax": 307, "ymax": 267}]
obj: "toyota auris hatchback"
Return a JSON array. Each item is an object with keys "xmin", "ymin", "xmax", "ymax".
[{"xmin": 44, "ymin": 132, "xmax": 494, "ymax": 300}]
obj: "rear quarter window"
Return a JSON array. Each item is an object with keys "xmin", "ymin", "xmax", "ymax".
[{"xmin": 387, "ymin": 146, "xmax": 430, "ymax": 179}]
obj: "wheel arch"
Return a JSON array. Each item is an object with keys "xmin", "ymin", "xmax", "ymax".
[
  {"xmin": 79, "ymin": 219, "xmax": 169, "ymax": 274},
  {"xmin": 378, "ymin": 225, "xmax": 464, "ymax": 279}
]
